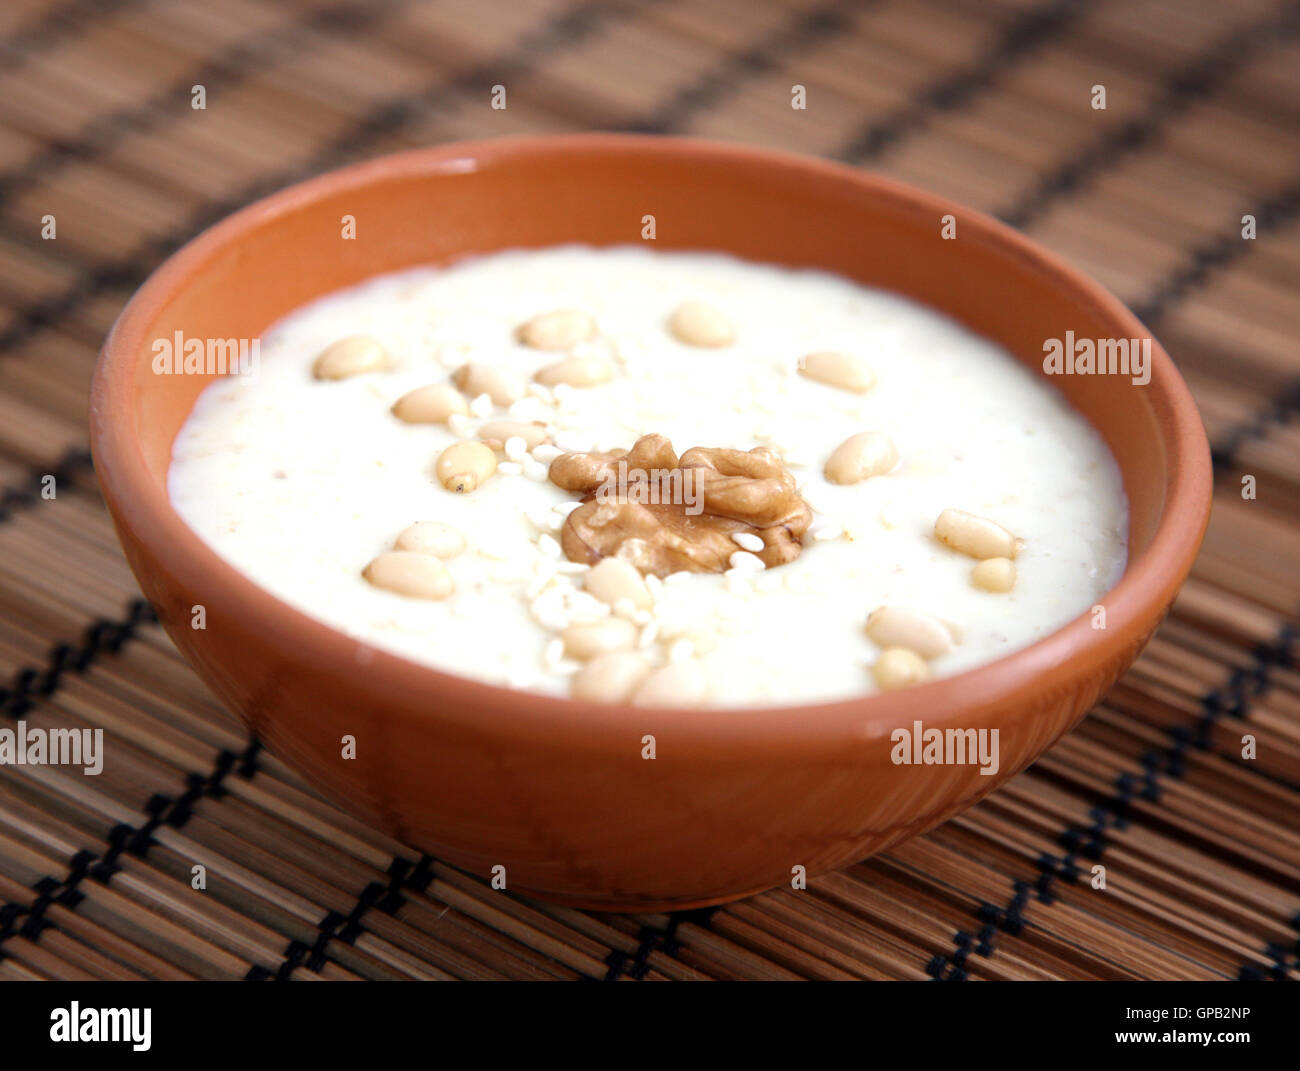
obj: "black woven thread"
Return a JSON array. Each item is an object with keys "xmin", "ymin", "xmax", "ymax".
[
  {"xmin": 602, "ymin": 907, "xmax": 717, "ymax": 981},
  {"xmin": 85, "ymin": 738, "xmax": 263, "ymax": 884},
  {"xmin": 0, "ymin": 597, "xmax": 157, "ymax": 718},
  {"xmin": 836, "ymin": 0, "xmax": 1084, "ymax": 163},
  {"xmin": 1138, "ymin": 172, "xmax": 1300, "ymax": 326},
  {"xmin": 1250, "ymin": 904, "xmax": 1300, "ymax": 980},
  {"xmin": 0, "ymin": 851, "xmax": 96, "ymax": 959},
  {"xmin": 984, "ymin": 11, "xmax": 1300, "ymax": 471},
  {"xmin": 1002, "ymin": 3, "xmax": 1300, "ymax": 229},
  {"xmin": 247, "ymin": 853, "xmax": 436, "ymax": 981},
  {"xmin": 0, "ymin": 446, "xmax": 91, "ymax": 523},
  {"xmin": 0, "ymin": 0, "xmax": 651, "ymax": 360},
  {"xmin": 0, "ymin": 0, "xmax": 144, "ymax": 64},
  {"xmin": 1237, "ymin": 961, "xmax": 1286, "ymax": 981},
  {"xmin": 929, "ymin": 618, "xmax": 1300, "ymax": 978},
  {"xmin": 0, "ymin": 738, "xmax": 261, "ymax": 960},
  {"xmin": 625, "ymin": 0, "xmax": 869, "ymax": 135},
  {"xmin": 1141, "ymin": 174, "xmax": 1300, "ymax": 470},
  {"xmin": 1212, "ymin": 379, "xmax": 1300, "ymax": 471},
  {"xmin": 0, "ymin": 0, "xmax": 409, "ymax": 209}
]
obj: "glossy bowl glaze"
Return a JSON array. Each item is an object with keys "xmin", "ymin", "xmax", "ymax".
[{"xmin": 90, "ymin": 136, "xmax": 1211, "ymax": 911}]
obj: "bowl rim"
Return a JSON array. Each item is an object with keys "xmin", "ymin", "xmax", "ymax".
[{"xmin": 90, "ymin": 133, "xmax": 1211, "ymax": 749}]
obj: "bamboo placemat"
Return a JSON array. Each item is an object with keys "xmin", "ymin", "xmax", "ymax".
[{"xmin": 0, "ymin": 0, "xmax": 1296, "ymax": 981}]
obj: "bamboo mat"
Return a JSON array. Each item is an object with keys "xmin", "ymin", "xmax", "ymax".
[{"xmin": 0, "ymin": 0, "xmax": 1296, "ymax": 982}]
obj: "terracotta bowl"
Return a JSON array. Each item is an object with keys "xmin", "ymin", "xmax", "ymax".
[{"xmin": 90, "ymin": 135, "xmax": 1211, "ymax": 911}]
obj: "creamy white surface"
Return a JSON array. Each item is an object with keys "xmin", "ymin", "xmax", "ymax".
[{"xmin": 168, "ymin": 246, "xmax": 1128, "ymax": 706}]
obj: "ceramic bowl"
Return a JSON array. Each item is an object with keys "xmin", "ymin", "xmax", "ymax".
[{"xmin": 90, "ymin": 135, "xmax": 1211, "ymax": 911}]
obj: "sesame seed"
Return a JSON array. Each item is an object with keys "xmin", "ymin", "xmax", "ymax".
[
  {"xmin": 725, "ymin": 572, "xmax": 753, "ymax": 596},
  {"xmin": 476, "ymin": 538, "xmax": 514, "ymax": 560},
  {"xmin": 524, "ymin": 567, "xmax": 558, "ymax": 600},
  {"xmin": 667, "ymin": 638, "xmax": 695, "ymax": 664},
  {"xmin": 727, "ymin": 550, "xmax": 765, "ymax": 573},
  {"xmin": 508, "ymin": 396, "xmax": 547, "ymax": 421},
  {"xmin": 553, "ymin": 432, "xmax": 591, "ymax": 453}
]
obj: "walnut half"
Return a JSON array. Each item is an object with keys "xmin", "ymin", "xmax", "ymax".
[{"xmin": 549, "ymin": 434, "xmax": 813, "ymax": 577}]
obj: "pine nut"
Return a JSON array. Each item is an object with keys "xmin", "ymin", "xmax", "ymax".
[
  {"xmin": 798, "ymin": 350, "xmax": 876, "ymax": 393},
  {"xmin": 533, "ymin": 355, "xmax": 614, "ymax": 388},
  {"xmin": 585, "ymin": 557, "xmax": 652, "ymax": 610},
  {"xmin": 972, "ymin": 557, "xmax": 1017, "ymax": 592},
  {"xmin": 363, "ymin": 551, "xmax": 454, "ymax": 600},
  {"xmin": 435, "ymin": 441, "xmax": 497, "ymax": 493},
  {"xmin": 313, "ymin": 335, "xmax": 388, "ymax": 379},
  {"xmin": 478, "ymin": 420, "xmax": 549, "ymax": 450},
  {"xmin": 668, "ymin": 300, "xmax": 735, "ymax": 347},
  {"xmin": 570, "ymin": 651, "xmax": 652, "ymax": 703},
  {"xmin": 824, "ymin": 431, "xmax": 898, "ymax": 484},
  {"xmin": 633, "ymin": 662, "xmax": 711, "ymax": 706},
  {"xmin": 935, "ymin": 508, "xmax": 1019, "ymax": 560},
  {"xmin": 391, "ymin": 383, "xmax": 467, "ymax": 424},
  {"xmin": 451, "ymin": 363, "xmax": 523, "ymax": 406},
  {"xmin": 395, "ymin": 521, "xmax": 465, "ymax": 559},
  {"xmin": 872, "ymin": 647, "xmax": 932, "ymax": 691},
  {"xmin": 516, "ymin": 309, "xmax": 596, "ymax": 350},
  {"xmin": 865, "ymin": 607, "xmax": 955, "ymax": 659},
  {"xmin": 561, "ymin": 617, "xmax": 639, "ymax": 660}
]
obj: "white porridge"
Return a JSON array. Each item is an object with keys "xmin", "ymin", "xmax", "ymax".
[{"xmin": 168, "ymin": 246, "xmax": 1128, "ymax": 707}]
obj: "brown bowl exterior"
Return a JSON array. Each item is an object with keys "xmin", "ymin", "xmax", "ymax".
[{"xmin": 89, "ymin": 136, "xmax": 1210, "ymax": 911}]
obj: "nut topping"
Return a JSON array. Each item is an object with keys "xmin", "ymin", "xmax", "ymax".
[{"xmin": 549, "ymin": 433, "xmax": 812, "ymax": 578}]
